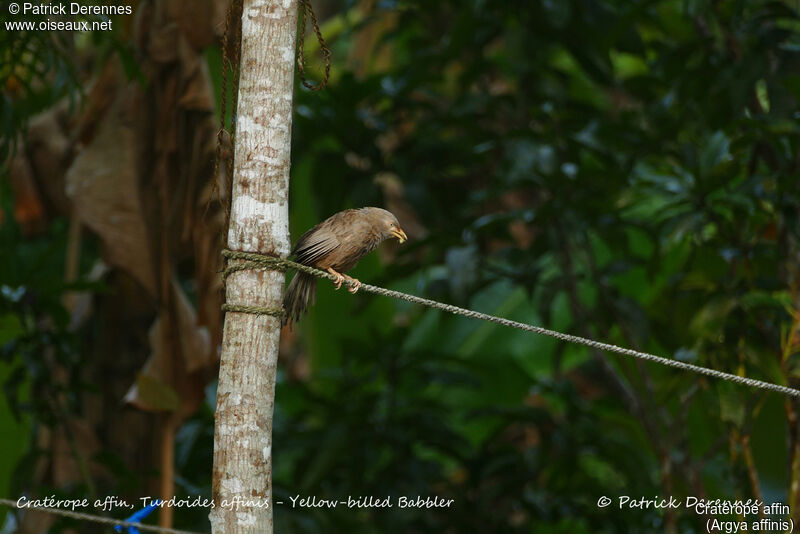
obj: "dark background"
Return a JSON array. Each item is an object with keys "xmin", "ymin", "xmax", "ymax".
[{"xmin": 2, "ymin": 0, "xmax": 800, "ymax": 532}]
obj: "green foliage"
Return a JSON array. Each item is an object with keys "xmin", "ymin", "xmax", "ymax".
[{"xmin": 0, "ymin": 185, "xmax": 89, "ymax": 527}]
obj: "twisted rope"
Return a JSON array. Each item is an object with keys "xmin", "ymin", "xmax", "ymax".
[
  {"xmin": 221, "ymin": 250, "xmax": 287, "ymax": 317},
  {"xmin": 0, "ymin": 498, "xmax": 204, "ymax": 534},
  {"xmin": 220, "ymin": 250, "xmax": 800, "ymax": 399},
  {"xmin": 297, "ymin": 0, "xmax": 331, "ymax": 91}
]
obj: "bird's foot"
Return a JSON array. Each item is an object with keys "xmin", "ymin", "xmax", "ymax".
[
  {"xmin": 344, "ymin": 275, "xmax": 361, "ymax": 294},
  {"xmin": 327, "ymin": 268, "xmax": 345, "ymax": 290}
]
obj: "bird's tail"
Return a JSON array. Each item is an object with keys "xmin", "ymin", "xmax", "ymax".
[{"xmin": 283, "ymin": 272, "xmax": 317, "ymax": 328}]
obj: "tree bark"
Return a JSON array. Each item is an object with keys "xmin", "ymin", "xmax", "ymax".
[{"xmin": 209, "ymin": 1, "xmax": 297, "ymax": 532}]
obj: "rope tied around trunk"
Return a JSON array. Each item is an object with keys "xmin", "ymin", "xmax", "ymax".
[{"xmin": 221, "ymin": 249, "xmax": 288, "ymax": 318}]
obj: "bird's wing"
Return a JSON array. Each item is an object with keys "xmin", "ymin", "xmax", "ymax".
[{"xmin": 292, "ymin": 224, "xmax": 341, "ymax": 265}]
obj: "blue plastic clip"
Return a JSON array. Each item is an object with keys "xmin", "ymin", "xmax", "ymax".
[{"xmin": 114, "ymin": 500, "xmax": 162, "ymax": 534}]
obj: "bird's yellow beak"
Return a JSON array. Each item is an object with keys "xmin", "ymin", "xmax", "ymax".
[{"xmin": 391, "ymin": 228, "xmax": 408, "ymax": 243}]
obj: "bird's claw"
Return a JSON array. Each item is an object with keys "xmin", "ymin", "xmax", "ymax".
[
  {"xmin": 327, "ymin": 268, "xmax": 345, "ymax": 290},
  {"xmin": 345, "ymin": 276, "xmax": 361, "ymax": 294},
  {"xmin": 332, "ymin": 275, "xmax": 344, "ymax": 290},
  {"xmin": 326, "ymin": 268, "xmax": 361, "ymax": 293}
]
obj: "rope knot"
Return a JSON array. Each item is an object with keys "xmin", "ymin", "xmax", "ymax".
[{"xmin": 221, "ymin": 249, "xmax": 290, "ymax": 318}]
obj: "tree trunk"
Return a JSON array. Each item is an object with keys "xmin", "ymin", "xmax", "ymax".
[{"xmin": 209, "ymin": 1, "xmax": 298, "ymax": 532}]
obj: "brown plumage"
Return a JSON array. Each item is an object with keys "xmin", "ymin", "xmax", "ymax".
[{"xmin": 283, "ymin": 207, "xmax": 408, "ymax": 327}]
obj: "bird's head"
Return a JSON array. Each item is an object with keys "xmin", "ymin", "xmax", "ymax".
[{"xmin": 365, "ymin": 207, "xmax": 408, "ymax": 244}]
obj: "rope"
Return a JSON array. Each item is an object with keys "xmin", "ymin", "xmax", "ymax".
[
  {"xmin": 222, "ymin": 303, "xmax": 284, "ymax": 317},
  {"xmin": 207, "ymin": 0, "xmax": 243, "ymax": 224},
  {"xmin": 0, "ymin": 498, "xmax": 205, "ymax": 534},
  {"xmin": 221, "ymin": 250, "xmax": 287, "ymax": 317},
  {"xmin": 221, "ymin": 249, "xmax": 800, "ymax": 399},
  {"xmin": 297, "ymin": 0, "xmax": 331, "ymax": 91}
]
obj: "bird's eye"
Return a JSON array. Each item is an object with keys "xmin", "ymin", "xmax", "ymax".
[{"xmin": 390, "ymin": 223, "xmax": 395, "ymax": 227}]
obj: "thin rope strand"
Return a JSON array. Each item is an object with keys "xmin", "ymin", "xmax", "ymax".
[
  {"xmin": 221, "ymin": 250, "xmax": 800, "ymax": 399},
  {"xmin": 0, "ymin": 498, "xmax": 204, "ymax": 534},
  {"xmin": 297, "ymin": 0, "xmax": 331, "ymax": 91},
  {"xmin": 222, "ymin": 303, "xmax": 284, "ymax": 317}
]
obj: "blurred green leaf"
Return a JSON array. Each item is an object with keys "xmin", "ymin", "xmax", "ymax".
[
  {"xmin": 135, "ymin": 374, "xmax": 180, "ymax": 412},
  {"xmin": 0, "ymin": 314, "xmax": 23, "ymax": 345}
]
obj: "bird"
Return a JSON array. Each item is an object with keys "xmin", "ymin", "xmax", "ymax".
[{"xmin": 283, "ymin": 207, "xmax": 408, "ymax": 327}]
